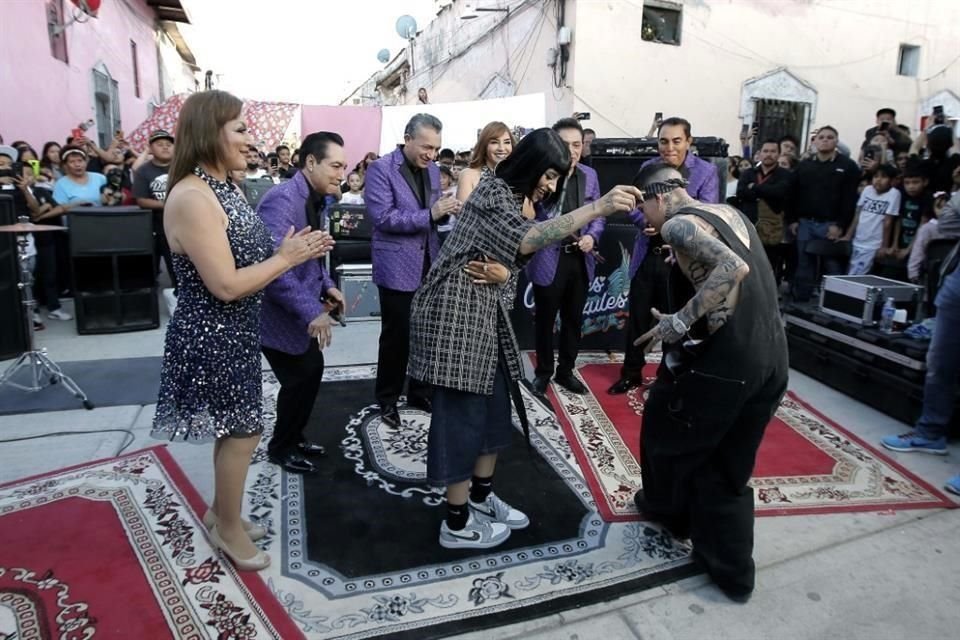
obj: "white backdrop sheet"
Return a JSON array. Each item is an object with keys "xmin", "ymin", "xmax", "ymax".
[{"xmin": 379, "ymin": 93, "xmax": 547, "ymax": 154}]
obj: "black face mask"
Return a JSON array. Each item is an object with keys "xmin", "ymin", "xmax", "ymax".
[{"xmin": 246, "ymin": 162, "xmax": 260, "ymax": 171}]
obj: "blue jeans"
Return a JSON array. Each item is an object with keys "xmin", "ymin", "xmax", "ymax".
[
  {"xmin": 915, "ymin": 267, "xmax": 960, "ymax": 440},
  {"xmin": 793, "ymin": 219, "xmax": 845, "ymax": 302}
]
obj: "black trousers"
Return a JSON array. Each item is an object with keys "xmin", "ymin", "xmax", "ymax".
[
  {"xmin": 33, "ymin": 233, "xmax": 62, "ymax": 312},
  {"xmin": 262, "ymin": 344, "xmax": 325, "ymax": 456},
  {"xmin": 533, "ymin": 251, "xmax": 588, "ymax": 378},
  {"xmin": 763, "ymin": 244, "xmax": 785, "ymax": 286},
  {"xmin": 375, "ymin": 286, "xmax": 431, "ymax": 407},
  {"xmin": 640, "ymin": 365, "xmax": 786, "ymax": 595},
  {"xmin": 621, "ymin": 248, "xmax": 672, "ymax": 380},
  {"xmin": 153, "ymin": 211, "xmax": 178, "ymax": 292}
]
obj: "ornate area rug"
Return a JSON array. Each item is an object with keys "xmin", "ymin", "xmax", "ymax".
[
  {"xmin": 0, "ymin": 446, "xmax": 303, "ymax": 639},
  {"xmin": 543, "ymin": 354, "xmax": 954, "ymax": 522},
  {"xmin": 250, "ymin": 366, "xmax": 696, "ymax": 639}
]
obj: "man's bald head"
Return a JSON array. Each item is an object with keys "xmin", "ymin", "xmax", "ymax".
[{"xmin": 633, "ymin": 162, "xmax": 688, "ymax": 200}]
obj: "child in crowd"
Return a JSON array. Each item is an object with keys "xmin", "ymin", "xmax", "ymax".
[
  {"xmin": 340, "ymin": 170, "xmax": 364, "ymax": 205},
  {"xmin": 439, "ymin": 166, "xmax": 455, "ymax": 197},
  {"xmin": 890, "ymin": 162, "xmax": 934, "ymax": 261},
  {"xmin": 843, "ymin": 164, "xmax": 901, "ymax": 275},
  {"xmin": 451, "ymin": 158, "xmax": 467, "ymax": 183},
  {"xmin": 907, "ymin": 191, "xmax": 952, "ymax": 283}
]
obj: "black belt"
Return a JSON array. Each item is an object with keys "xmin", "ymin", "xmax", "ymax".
[{"xmin": 560, "ymin": 242, "xmax": 579, "ymax": 254}]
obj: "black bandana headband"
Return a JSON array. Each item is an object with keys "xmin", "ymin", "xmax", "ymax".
[{"xmin": 641, "ymin": 177, "xmax": 688, "ymax": 200}]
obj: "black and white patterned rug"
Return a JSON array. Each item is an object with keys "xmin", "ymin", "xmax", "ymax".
[{"xmin": 248, "ymin": 364, "xmax": 695, "ymax": 639}]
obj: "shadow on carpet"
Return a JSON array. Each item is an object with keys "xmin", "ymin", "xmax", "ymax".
[
  {"xmin": 0, "ymin": 356, "xmax": 162, "ymax": 414},
  {"xmin": 247, "ymin": 370, "xmax": 697, "ymax": 640}
]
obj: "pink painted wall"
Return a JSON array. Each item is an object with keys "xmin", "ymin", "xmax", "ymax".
[
  {"xmin": 300, "ymin": 105, "xmax": 382, "ymax": 173},
  {"xmin": 0, "ymin": 0, "xmax": 161, "ymax": 150}
]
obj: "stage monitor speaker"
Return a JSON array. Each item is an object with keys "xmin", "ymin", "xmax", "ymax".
[
  {"xmin": 242, "ymin": 179, "xmax": 278, "ymax": 208},
  {"xmin": 69, "ymin": 208, "xmax": 159, "ymax": 334},
  {"xmin": 0, "ymin": 194, "xmax": 28, "ymax": 359}
]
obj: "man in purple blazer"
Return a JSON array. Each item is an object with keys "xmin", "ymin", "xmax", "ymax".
[
  {"xmin": 528, "ymin": 118, "xmax": 604, "ymax": 396},
  {"xmin": 258, "ymin": 132, "xmax": 345, "ymax": 474},
  {"xmin": 608, "ymin": 117, "xmax": 720, "ymax": 395},
  {"xmin": 366, "ymin": 113, "xmax": 461, "ymax": 427}
]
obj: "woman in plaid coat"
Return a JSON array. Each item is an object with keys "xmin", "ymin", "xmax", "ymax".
[{"xmin": 410, "ymin": 128, "xmax": 642, "ymax": 549}]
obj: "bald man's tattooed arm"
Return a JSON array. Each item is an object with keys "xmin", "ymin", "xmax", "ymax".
[{"xmin": 661, "ymin": 216, "xmax": 750, "ymax": 334}]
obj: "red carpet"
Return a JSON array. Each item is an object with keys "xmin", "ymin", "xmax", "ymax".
[
  {"xmin": 546, "ymin": 361, "xmax": 954, "ymax": 521},
  {"xmin": 0, "ymin": 446, "xmax": 303, "ymax": 639}
]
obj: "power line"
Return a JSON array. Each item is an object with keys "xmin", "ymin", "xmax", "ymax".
[{"xmin": 570, "ymin": 91, "xmax": 635, "ymax": 137}]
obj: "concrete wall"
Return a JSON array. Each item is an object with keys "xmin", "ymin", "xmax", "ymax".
[
  {"xmin": 400, "ymin": 0, "xmax": 574, "ymax": 124},
  {"xmin": 349, "ymin": 0, "xmax": 960, "ymax": 151},
  {"xmin": 0, "ymin": 0, "xmax": 162, "ymax": 148},
  {"xmin": 573, "ymin": 0, "xmax": 960, "ymax": 146}
]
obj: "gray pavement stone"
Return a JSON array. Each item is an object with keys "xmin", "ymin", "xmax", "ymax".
[
  {"xmin": 618, "ymin": 509, "xmax": 960, "ymax": 640},
  {"xmin": 0, "ymin": 405, "xmax": 142, "ymax": 484}
]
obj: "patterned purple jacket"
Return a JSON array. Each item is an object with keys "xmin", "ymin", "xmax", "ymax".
[
  {"xmin": 365, "ymin": 147, "xmax": 441, "ymax": 292},
  {"xmin": 257, "ymin": 171, "xmax": 336, "ymax": 355},
  {"xmin": 627, "ymin": 153, "xmax": 720, "ymax": 279},
  {"xmin": 525, "ymin": 163, "xmax": 604, "ymax": 286}
]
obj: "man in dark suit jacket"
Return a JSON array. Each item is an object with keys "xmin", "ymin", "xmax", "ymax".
[
  {"xmin": 365, "ymin": 113, "xmax": 461, "ymax": 427},
  {"xmin": 528, "ymin": 118, "xmax": 604, "ymax": 395}
]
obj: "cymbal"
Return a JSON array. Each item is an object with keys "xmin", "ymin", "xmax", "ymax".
[{"xmin": 0, "ymin": 222, "xmax": 67, "ymax": 233}]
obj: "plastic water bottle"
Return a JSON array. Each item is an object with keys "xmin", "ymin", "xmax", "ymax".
[{"xmin": 880, "ymin": 297, "xmax": 896, "ymax": 333}]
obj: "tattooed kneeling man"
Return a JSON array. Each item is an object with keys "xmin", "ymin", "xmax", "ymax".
[
  {"xmin": 409, "ymin": 128, "xmax": 642, "ymax": 550},
  {"xmin": 631, "ymin": 163, "xmax": 788, "ymax": 602}
]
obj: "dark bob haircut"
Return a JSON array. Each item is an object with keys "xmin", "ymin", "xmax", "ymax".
[{"xmin": 495, "ymin": 128, "xmax": 571, "ymax": 208}]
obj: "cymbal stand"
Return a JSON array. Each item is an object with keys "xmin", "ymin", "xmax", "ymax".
[{"xmin": 0, "ymin": 218, "xmax": 93, "ymax": 409}]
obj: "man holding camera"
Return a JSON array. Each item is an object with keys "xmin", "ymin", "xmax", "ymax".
[
  {"xmin": 863, "ymin": 108, "xmax": 912, "ymax": 155},
  {"xmin": 257, "ymin": 132, "xmax": 343, "ymax": 474},
  {"xmin": 134, "ymin": 129, "xmax": 177, "ymax": 293}
]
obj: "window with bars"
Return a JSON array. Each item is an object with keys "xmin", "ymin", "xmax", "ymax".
[
  {"xmin": 131, "ymin": 40, "xmax": 141, "ymax": 98},
  {"xmin": 641, "ymin": 0, "xmax": 682, "ymax": 46},
  {"xmin": 47, "ymin": 0, "xmax": 69, "ymax": 63},
  {"xmin": 93, "ymin": 67, "xmax": 121, "ymax": 148}
]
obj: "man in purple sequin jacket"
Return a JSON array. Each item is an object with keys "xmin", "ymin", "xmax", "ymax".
[
  {"xmin": 258, "ymin": 132, "xmax": 345, "ymax": 474},
  {"xmin": 608, "ymin": 117, "xmax": 720, "ymax": 395}
]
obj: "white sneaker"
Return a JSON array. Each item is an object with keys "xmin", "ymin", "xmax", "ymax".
[
  {"xmin": 47, "ymin": 309, "xmax": 73, "ymax": 321},
  {"xmin": 439, "ymin": 514, "xmax": 510, "ymax": 549},
  {"xmin": 469, "ymin": 492, "xmax": 530, "ymax": 530}
]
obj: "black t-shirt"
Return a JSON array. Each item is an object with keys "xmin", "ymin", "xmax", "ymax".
[
  {"xmin": 898, "ymin": 190, "xmax": 933, "ymax": 249},
  {"xmin": 132, "ymin": 161, "xmax": 170, "ymax": 206}
]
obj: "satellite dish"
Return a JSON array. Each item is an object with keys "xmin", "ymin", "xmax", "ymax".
[
  {"xmin": 377, "ymin": 48, "xmax": 390, "ymax": 63},
  {"xmin": 395, "ymin": 15, "xmax": 417, "ymax": 39}
]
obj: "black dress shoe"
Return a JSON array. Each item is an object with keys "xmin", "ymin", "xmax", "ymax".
[
  {"xmin": 607, "ymin": 377, "xmax": 642, "ymax": 395},
  {"xmin": 554, "ymin": 372, "xmax": 588, "ymax": 395},
  {"xmin": 380, "ymin": 404, "xmax": 401, "ymax": 428},
  {"xmin": 530, "ymin": 375, "xmax": 551, "ymax": 396},
  {"xmin": 268, "ymin": 451, "xmax": 318, "ymax": 474},
  {"xmin": 406, "ymin": 395, "xmax": 432, "ymax": 413},
  {"xmin": 298, "ymin": 440, "xmax": 327, "ymax": 456}
]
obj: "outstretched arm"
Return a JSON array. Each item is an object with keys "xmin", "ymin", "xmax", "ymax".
[
  {"xmin": 519, "ymin": 185, "xmax": 641, "ymax": 255},
  {"xmin": 638, "ymin": 215, "xmax": 749, "ymax": 344}
]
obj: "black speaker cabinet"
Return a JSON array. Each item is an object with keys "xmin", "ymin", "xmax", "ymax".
[
  {"xmin": 0, "ymin": 194, "xmax": 28, "ymax": 359},
  {"xmin": 590, "ymin": 137, "xmax": 729, "ymax": 204},
  {"xmin": 70, "ymin": 207, "xmax": 159, "ymax": 334}
]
